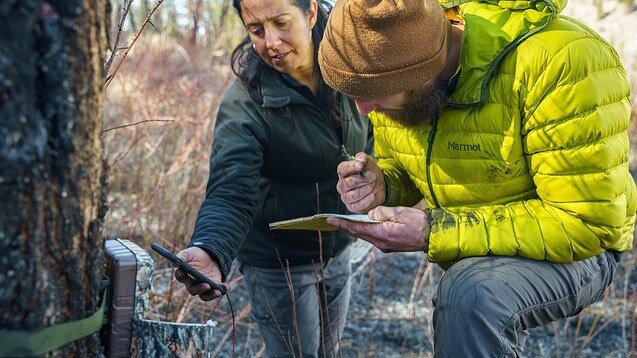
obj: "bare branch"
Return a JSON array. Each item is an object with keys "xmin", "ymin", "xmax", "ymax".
[
  {"xmin": 102, "ymin": 119, "xmax": 174, "ymax": 133},
  {"xmin": 105, "ymin": 0, "xmax": 134, "ymax": 74},
  {"xmin": 105, "ymin": 0, "xmax": 165, "ymax": 91}
]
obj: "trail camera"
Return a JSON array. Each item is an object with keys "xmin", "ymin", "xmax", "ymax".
[{"xmin": 102, "ymin": 239, "xmax": 154, "ymax": 357}]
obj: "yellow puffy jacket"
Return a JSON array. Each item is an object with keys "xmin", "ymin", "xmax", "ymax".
[{"xmin": 371, "ymin": 0, "xmax": 636, "ymax": 265}]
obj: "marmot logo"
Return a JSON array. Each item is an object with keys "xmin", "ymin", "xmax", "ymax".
[{"xmin": 447, "ymin": 141, "xmax": 481, "ymax": 152}]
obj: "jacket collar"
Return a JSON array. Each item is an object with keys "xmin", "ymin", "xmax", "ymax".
[
  {"xmin": 259, "ymin": 65, "xmax": 315, "ymax": 109},
  {"xmin": 440, "ymin": 0, "xmax": 566, "ymax": 107}
]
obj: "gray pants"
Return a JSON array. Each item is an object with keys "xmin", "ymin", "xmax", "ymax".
[
  {"xmin": 241, "ymin": 247, "xmax": 352, "ymax": 358},
  {"xmin": 432, "ymin": 251, "xmax": 619, "ymax": 357}
]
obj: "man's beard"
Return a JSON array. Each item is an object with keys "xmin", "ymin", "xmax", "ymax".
[{"xmin": 378, "ymin": 77, "xmax": 450, "ymax": 127}]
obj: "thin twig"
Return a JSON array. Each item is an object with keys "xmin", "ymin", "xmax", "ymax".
[
  {"xmin": 621, "ymin": 256, "xmax": 635, "ymax": 353},
  {"xmin": 273, "ymin": 247, "xmax": 299, "ymax": 357},
  {"xmin": 335, "ymin": 297, "xmax": 344, "ymax": 358},
  {"xmin": 105, "ymin": 0, "xmax": 165, "ymax": 91},
  {"xmin": 104, "ymin": 0, "xmax": 134, "ymax": 74},
  {"xmin": 209, "ymin": 264, "xmax": 241, "ymax": 316},
  {"xmin": 562, "ymin": 316, "xmax": 572, "ymax": 344},
  {"xmin": 578, "ymin": 310, "xmax": 621, "ymax": 355},
  {"xmin": 102, "ymin": 119, "xmax": 174, "ymax": 133},
  {"xmin": 408, "ymin": 256, "xmax": 427, "ymax": 309},
  {"xmin": 314, "ymin": 182, "xmax": 338, "ymax": 357},
  {"xmin": 412, "ymin": 262, "xmax": 434, "ymax": 318},
  {"xmin": 553, "ymin": 321, "xmax": 561, "ymax": 357},
  {"xmin": 570, "ymin": 313, "xmax": 584, "ymax": 357},
  {"xmin": 422, "ymin": 321, "xmax": 434, "ymax": 352},
  {"xmin": 175, "ymin": 291, "xmax": 193, "ymax": 323},
  {"xmin": 244, "ymin": 328, "xmax": 252, "ymax": 357},
  {"xmin": 630, "ymin": 287, "xmax": 636, "ymax": 357},
  {"xmin": 284, "ymin": 260, "xmax": 304, "ymax": 358},
  {"xmin": 415, "ymin": 263, "xmax": 434, "ymax": 300},
  {"xmin": 352, "ymin": 247, "xmax": 376, "ymax": 278},
  {"xmin": 255, "ymin": 342, "xmax": 267, "ymax": 358},
  {"xmin": 210, "ymin": 305, "xmax": 250, "ymax": 358},
  {"xmin": 368, "ymin": 253, "xmax": 376, "ymax": 302},
  {"xmin": 311, "ymin": 264, "xmax": 328, "ymax": 358}
]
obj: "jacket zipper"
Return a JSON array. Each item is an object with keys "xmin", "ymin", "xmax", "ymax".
[{"xmin": 426, "ymin": 112, "xmax": 441, "ymax": 208}]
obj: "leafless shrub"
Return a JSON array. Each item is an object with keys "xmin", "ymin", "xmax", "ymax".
[{"xmin": 103, "ymin": 33, "xmax": 234, "ymax": 247}]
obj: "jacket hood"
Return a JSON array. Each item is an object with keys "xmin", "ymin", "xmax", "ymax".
[{"xmin": 440, "ymin": 0, "xmax": 567, "ymax": 106}]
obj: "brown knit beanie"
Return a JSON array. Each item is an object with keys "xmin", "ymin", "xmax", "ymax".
[{"xmin": 318, "ymin": 0, "xmax": 452, "ymax": 98}]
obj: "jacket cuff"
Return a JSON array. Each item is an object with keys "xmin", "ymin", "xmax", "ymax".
[
  {"xmin": 188, "ymin": 241, "xmax": 230, "ymax": 282},
  {"xmin": 382, "ymin": 173, "xmax": 395, "ymax": 206},
  {"xmin": 423, "ymin": 208, "xmax": 432, "ymax": 253}
]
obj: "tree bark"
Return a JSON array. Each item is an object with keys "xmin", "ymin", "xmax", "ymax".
[{"xmin": 0, "ymin": 0, "xmax": 108, "ymax": 356}]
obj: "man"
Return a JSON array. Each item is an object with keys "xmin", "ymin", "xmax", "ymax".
[{"xmin": 318, "ymin": 0, "xmax": 636, "ymax": 355}]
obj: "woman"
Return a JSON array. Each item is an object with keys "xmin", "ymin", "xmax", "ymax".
[{"xmin": 174, "ymin": 0, "xmax": 372, "ymax": 355}]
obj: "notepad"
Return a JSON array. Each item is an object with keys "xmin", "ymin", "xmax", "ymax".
[{"xmin": 269, "ymin": 214, "xmax": 381, "ymax": 231}]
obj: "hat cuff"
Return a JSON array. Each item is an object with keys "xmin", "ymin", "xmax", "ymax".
[{"xmin": 320, "ymin": 22, "xmax": 452, "ymax": 98}]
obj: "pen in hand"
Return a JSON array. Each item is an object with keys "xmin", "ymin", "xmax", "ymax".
[{"xmin": 341, "ymin": 145, "xmax": 367, "ymax": 177}]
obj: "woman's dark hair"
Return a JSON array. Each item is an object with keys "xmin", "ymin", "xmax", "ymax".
[{"xmin": 230, "ymin": 0, "xmax": 343, "ymax": 123}]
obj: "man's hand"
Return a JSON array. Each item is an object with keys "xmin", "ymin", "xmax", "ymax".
[
  {"xmin": 175, "ymin": 247, "xmax": 225, "ymax": 301},
  {"xmin": 326, "ymin": 206, "xmax": 430, "ymax": 252},
  {"xmin": 336, "ymin": 152, "xmax": 386, "ymax": 213}
]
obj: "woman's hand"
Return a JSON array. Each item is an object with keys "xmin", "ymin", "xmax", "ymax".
[{"xmin": 175, "ymin": 247, "xmax": 225, "ymax": 301}]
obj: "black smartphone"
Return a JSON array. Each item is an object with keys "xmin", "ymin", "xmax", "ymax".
[{"xmin": 151, "ymin": 242, "xmax": 227, "ymax": 294}]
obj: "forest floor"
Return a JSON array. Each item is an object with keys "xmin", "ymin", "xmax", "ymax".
[{"xmin": 155, "ymin": 245, "xmax": 635, "ymax": 357}]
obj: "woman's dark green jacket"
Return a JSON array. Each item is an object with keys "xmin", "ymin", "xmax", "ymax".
[{"xmin": 189, "ymin": 66, "xmax": 372, "ymax": 279}]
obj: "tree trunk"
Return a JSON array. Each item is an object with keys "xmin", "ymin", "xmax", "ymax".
[
  {"xmin": 111, "ymin": 0, "xmax": 121, "ymax": 49},
  {"xmin": 220, "ymin": 0, "xmax": 231, "ymax": 29},
  {"xmin": 190, "ymin": 0, "xmax": 203, "ymax": 45},
  {"xmin": 128, "ymin": 2, "xmax": 138, "ymax": 32},
  {"xmin": 166, "ymin": 0, "xmax": 180, "ymax": 38},
  {"xmin": 0, "ymin": 0, "xmax": 108, "ymax": 356}
]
